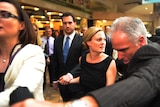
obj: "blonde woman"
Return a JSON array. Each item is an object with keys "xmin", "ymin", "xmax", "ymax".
[{"xmin": 59, "ymin": 26, "xmax": 117, "ymax": 95}]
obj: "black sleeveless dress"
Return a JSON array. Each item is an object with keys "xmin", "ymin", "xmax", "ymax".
[{"xmin": 80, "ymin": 54, "xmax": 112, "ymax": 94}]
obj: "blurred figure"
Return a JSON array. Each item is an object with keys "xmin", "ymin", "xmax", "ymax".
[
  {"xmin": 104, "ymin": 26, "xmax": 113, "ymax": 57},
  {"xmin": 52, "ymin": 30, "xmax": 59, "ymax": 38},
  {"xmin": 0, "ymin": 0, "xmax": 45, "ymax": 107},
  {"xmin": 32, "ymin": 23, "xmax": 42, "ymax": 47},
  {"xmin": 80, "ymin": 26, "xmax": 88, "ymax": 36},
  {"xmin": 104, "ymin": 26, "xmax": 110, "ymax": 35},
  {"xmin": 155, "ymin": 26, "xmax": 160, "ymax": 36},
  {"xmin": 149, "ymin": 26, "xmax": 160, "ymax": 44},
  {"xmin": 41, "ymin": 27, "xmax": 55, "ymax": 88}
]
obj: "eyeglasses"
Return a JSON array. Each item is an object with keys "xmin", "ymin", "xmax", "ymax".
[{"xmin": 0, "ymin": 10, "xmax": 19, "ymax": 20}]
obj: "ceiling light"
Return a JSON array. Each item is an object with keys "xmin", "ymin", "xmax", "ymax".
[
  {"xmin": 47, "ymin": 12, "xmax": 52, "ymax": 15},
  {"xmin": 21, "ymin": 6, "xmax": 25, "ymax": 9},
  {"xmin": 30, "ymin": 15, "xmax": 45, "ymax": 19},
  {"xmin": 59, "ymin": 13, "xmax": 63, "ymax": 16},
  {"xmin": 47, "ymin": 12, "xmax": 62, "ymax": 16},
  {"xmin": 21, "ymin": 5, "xmax": 39, "ymax": 11},
  {"xmin": 145, "ymin": 7, "xmax": 148, "ymax": 10},
  {"xmin": 34, "ymin": 7, "xmax": 39, "ymax": 11},
  {"xmin": 76, "ymin": 17, "xmax": 81, "ymax": 20},
  {"xmin": 51, "ymin": 19, "xmax": 62, "ymax": 22},
  {"xmin": 103, "ymin": 20, "xmax": 107, "ymax": 23}
]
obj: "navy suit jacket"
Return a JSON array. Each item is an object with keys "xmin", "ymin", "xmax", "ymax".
[{"xmin": 52, "ymin": 34, "xmax": 83, "ymax": 81}]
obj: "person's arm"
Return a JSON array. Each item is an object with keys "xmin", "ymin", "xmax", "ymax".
[
  {"xmin": 70, "ymin": 64, "xmax": 81, "ymax": 77},
  {"xmin": 69, "ymin": 76, "xmax": 80, "ymax": 84},
  {"xmin": 59, "ymin": 76, "xmax": 80, "ymax": 85},
  {"xmin": 10, "ymin": 98, "xmax": 64, "ymax": 107},
  {"xmin": 58, "ymin": 73, "xmax": 73, "ymax": 84},
  {"xmin": 64, "ymin": 96, "xmax": 99, "ymax": 107},
  {"xmin": 88, "ymin": 76, "xmax": 157, "ymax": 107},
  {"xmin": 0, "ymin": 45, "xmax": 45, "ymax": 107},
  {"xmin": 106, "ymin": 60, "xmax": 117, "ymax": 86},
  {"xmin": 58, "ymin": 64, "xmax": 81, "ymax": 84},
  {"xmin": 10, "ymin": 96, "xmax": 99, "ymax": 107},
  {"xmin": 59, "ymin": 51, "xmax": 86, "ymax": 83}
]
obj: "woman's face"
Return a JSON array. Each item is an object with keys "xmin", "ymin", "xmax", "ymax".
[
  {"xmin": 33, "ymin": 25, "xmax": 38, "ymax": 36},
  {"xmin": 0, "ymin": 2, "xmax": 24, "ymax": 40},
  {"xmin": 87, "ymin": 31, "xmax": 106, "ymax": 53}
]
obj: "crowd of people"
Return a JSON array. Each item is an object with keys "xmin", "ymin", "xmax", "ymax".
[{"xmin": 1, "ymin": 0, "xmax": 160, "ymax": 107}]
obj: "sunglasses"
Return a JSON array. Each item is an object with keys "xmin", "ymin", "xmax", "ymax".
[{"xmin": 0, "ymin": 10, "xmax": 19, "ymax": 20}]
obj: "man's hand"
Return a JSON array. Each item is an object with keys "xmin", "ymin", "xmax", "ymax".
[
  {"xmin": 46, "ymin": 57, "xmax": 50, "ymax": 65},
  {"xmin": 58, "ymin": 73, "xmax": 73, "ymax": 85},
  {"xmin": 52, "ymin": 82, "xmax": 59, "ymax": 91}
]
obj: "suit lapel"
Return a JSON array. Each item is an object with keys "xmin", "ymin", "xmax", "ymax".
[{"xmin": 59, "ymin": 35, "xmax": 65, "ymax": 60}]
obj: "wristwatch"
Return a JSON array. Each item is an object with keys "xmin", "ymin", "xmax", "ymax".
[{"xmin": 66, "ymin": 99, "xmax": 87, "ymax": 107}]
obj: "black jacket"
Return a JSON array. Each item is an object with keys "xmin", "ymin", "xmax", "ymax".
[{"xmin": 89, "ymin": 41, "xmax": 160, "ymax": 107}]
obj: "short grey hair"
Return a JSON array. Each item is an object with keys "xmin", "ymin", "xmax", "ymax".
[{"xmin": 108, "ymin": 17, "xmax": 148, "ymax": 44}]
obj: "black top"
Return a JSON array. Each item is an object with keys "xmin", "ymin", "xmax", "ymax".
[
  {"xmin": 0, "ymin": 73, "xmax": 5, "ymax": 92},
  {"xmin": 80, "ymin": 54, "xmax": 112, "ymax": 94}
]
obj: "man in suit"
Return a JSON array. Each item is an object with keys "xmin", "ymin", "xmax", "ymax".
[
  {"xmin": 148, "ymin": 26, "xmax": 160, "ymax": 43},
  {"xmin": 52, "ymin": 12, "xmax": 84, "ymax": 101},
  {"xmin": 41, "ymin": 27, "xmax": 55, "ymax": 88},
  {"xmin": 104, "ymin": 26, "xmax": 113, "ymax": 57}
]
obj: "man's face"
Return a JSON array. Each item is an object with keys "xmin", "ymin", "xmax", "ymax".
[
  {"xmin": 111, "ymin": 30, "xmax": 141, "ymax": 64},
  {"xmin": 62, "ymin": 16, "xmax": 76, "ymax": 35},
  {"xmin": 45, "ymin": 28, "xmax": 52, "ymax": 37}
]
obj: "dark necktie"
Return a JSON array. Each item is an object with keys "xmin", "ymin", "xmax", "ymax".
[
  {"xmin": 63, "ymin": 37, "xmax": 70, "ymax": 63},
  {"xmin": 44, "ymin": 38, "xmax": 49, "ymax": 56}
]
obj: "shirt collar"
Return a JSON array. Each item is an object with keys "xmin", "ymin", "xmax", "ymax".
[{"xmin": 64, "ymin": 31, "xmax": 76, "ymax": 41}]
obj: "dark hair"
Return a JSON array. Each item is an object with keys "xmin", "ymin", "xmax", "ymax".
[
  {"xmin": 0, "ymin": 0, "xmax": 36, "ymax": 46},
  {"xmin": 61, "ymin": 12, "xmax": 76, "ymax": 22}
]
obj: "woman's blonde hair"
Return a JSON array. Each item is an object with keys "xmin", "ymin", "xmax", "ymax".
[
  {"xmin": 32, "ymin": 23, "xmax": 42, "ymax": 46},
  {"xmin": 82, "ymin": 26, "xmax": 101, "ymax": 50}
]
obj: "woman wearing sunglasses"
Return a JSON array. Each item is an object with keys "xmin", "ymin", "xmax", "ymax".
[{"xmin": 0, "ymin": 0, "xmax": 45, "ymax": 107}]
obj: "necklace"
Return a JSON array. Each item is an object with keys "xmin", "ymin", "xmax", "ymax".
[
  {"xmin": 2, "ymin": 59, "xmax": 7, "ymax": 63},
  {"xmin": 0, "ymin": 57, "xmax": 8, "ymax": 63},
  {"xmin": 0, "ymin": 51, "xmax": 9, "ymax": 63}
]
